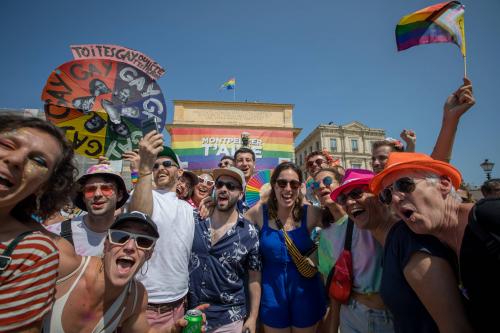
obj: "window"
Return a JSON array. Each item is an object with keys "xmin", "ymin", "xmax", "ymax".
[
  {"xmin": 330, "ymin": 138, "xmax": 337, "ymax": 152},
  {"xmin": 351, "ymin": 163, "xmax": 362, "ymax": 169},
  {"xmin": 316, "ymin": 141, "xmax": 320, "ymax": 151},
  {"xmin": 299, "ymin": 153, "xmax": 303, "ymax": 165},
  {"xmin": 351, "ymin": 139, "xmax": 359, "ymax": 152}
]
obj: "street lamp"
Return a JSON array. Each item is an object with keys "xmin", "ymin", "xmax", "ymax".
[{"xmin": 480, "ymin": 159, "xmax": 495, "ymax": 180}]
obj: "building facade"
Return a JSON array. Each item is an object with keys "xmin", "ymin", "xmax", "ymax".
[
  {"xmin": 295, "ymin": 121, "xmax": 385, "ymax": 174},
  {"xmin": 167, "ymin": 100, "xmax": 301, "ymax": 171}
]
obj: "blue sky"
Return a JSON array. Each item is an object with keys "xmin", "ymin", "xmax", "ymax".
[{"xmin": 1, "ymin": 0, "xmax": 499, "ymax": 185}]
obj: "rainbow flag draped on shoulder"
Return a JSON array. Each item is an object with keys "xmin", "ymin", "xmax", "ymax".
[{"xmin": 396, "ymin": 1, "xmax": 466, "ymax": 57}]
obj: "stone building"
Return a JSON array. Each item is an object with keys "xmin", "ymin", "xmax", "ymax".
[
  {"xmin": 295, "ymin": 121, "xmax": 385, "ymax": 174},
  {"xmin": 167, "ymin": 100, "xmax": 301, "ymax": 171}
]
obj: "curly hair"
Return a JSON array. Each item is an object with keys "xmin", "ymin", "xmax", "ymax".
[
  {"xmin": 0, "ymin": 113, "xmax": 77, "ymax": 222},
  {"xmin": 267, "ymin": 162, "xmax": 304, "ymax": 223}
]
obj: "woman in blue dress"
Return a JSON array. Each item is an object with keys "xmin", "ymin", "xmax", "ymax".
[{"xmin": 246, "ymin": 162, "xmax": 327, "ymax": 333}]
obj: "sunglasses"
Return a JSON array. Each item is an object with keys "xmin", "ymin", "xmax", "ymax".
[
  {"xmin": 307, "ymin": 158, "xmax": 327, "ymax": 169},
  {"xmin": 336, "ymin": 186, "xmax": 367, "ymax": 205},
  {"xmin": 153, "ymin": 160, "xmax": 177, "ymax": 169},
  {"xmin": 108, "ymin": 229, "xmax": 156, "ymax": 250},
  {"xmin": 311, "ymin": 176, "xmax": 334, "ymax": 190},
  {"xmin": 276, "ymin": 179, "xmax": 302, "ymax": 190},
  {"xmin": 379, "ymin": 177, "xmax": 422, "ymax": 205},
  {"xmin": 198, "ymin": 177, "xmax": 215, "ymax": 187},
  {"xmin": 83, "ymin": 183, "xmax": 115, "ymax": 198},
  {"xmin": 218, "ymin": 161, "xmax": 232, "ymax": 168},
  {"xmin": 215, "ymin": 180, "xmax": 241, "ymax": 191}
]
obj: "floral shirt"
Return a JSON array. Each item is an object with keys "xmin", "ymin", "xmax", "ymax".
[{"xmin": 188, "ymin": 214, "xmax": 261, "ymax": 330}]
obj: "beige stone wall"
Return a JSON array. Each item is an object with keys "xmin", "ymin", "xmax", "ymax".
[{"xmin": 173, "ymin": 100, "xmax": 294, "ymax": 128}]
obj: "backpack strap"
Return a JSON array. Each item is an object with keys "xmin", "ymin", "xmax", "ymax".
[
  {"xmin": 470, "ymin": 206, "xmax": 500, "ymax": 261},
  {"xmin": 0, "ymin": 231, "xmax": 33, "ymax": 272},
  {"xmin": 60, "ymin": 219, "xmax": 74, "ymax": 246}
]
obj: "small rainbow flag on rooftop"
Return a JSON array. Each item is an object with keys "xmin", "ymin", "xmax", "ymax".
[
  {"xmin": 396, "ymin": 1, "xmax": 466, "ymax": 57},
  {"xmin": 220, "ymin": 77, "xmax": 236, "ymax": 90}
]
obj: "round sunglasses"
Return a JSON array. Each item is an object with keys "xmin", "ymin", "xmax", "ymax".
[
  {"xmin": 311, "ymin": 176, "xmax": 334, "ymax": 190},
  {"xmin": 306, "ymin": 158, "xmax": 327, "ymax": 169},
  {"xmin": 108, "ymin": 229, "xmax": 156, "ymax": 250}
]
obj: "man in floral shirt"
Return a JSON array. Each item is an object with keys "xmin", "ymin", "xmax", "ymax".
[{"xmin": 188, "ymin": 167, "xmax": 261, "ymax": 333}]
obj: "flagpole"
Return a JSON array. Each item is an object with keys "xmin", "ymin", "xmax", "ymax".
[
  {"xmin": 233, "ymin": 86, "xmax": 236, "ymax": 102},
  {"xmin": 463, "ymin": 55, "xmax": 467, "ymax": 78}
]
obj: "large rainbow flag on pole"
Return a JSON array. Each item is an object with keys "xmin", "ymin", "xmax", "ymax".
[
  {"xmin": 220, "ymin": 77, "xmax": 236, "ymax": 90},
  {"xmin": 396, "ymin": 1, "xmax": 466, "ymax": 57}
]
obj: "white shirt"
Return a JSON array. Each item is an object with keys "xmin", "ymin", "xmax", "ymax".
[
  {"xmin": 135, "ymin": 190, "xmax": 195, "ymax": 303},
  {"xmin": 45, "ymin": 215, "xmax": 107, "ymax": 256}
]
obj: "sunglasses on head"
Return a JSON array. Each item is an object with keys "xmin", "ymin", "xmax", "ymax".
[
  {"xmin": 153, "ymin": 160, "xmax": 177, "ymax": 169},
  {"xmin": 218, "ymin": 161, "xmax": 232, "ymax": 168},
  {"xmin": 276, "ymin": 179, "xmax": 301, "ymax": 190},
  {"xmin": 198, "ymin": 177, "xmax": 215, "ymax": 187},
  {"xmin": 215, "ymin": 180, "xmax": 241, "ymax": 191},
  {"xmin": 108, "ymin": 229, "xmax": 156, "ymax": 250},
  {"xmin": 307, "ymin": 158, "xmax": 327, "ymax": 169},
  {"xmin": 311, "ymin": 176, "xmax": 334, "ymax": 190},
  {"xmin": 83, "ymin": 183, "xmax": 115, "ymax": 198},
  {"xmin": 378, "ymin": 177, "xmax": 421, "ymax": 205},
  {"xmin": 336, "ymin": 186, "xmax": 367, "ymax": 205}
]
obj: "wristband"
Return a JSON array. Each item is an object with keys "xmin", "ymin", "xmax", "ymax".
[
  {"xmin": 131, "ymin": 171, "xmax": 139, "ymax": 184},
  {"xmin": 139, "ymin": 171, "xmax": 153, "ymax": 177}
]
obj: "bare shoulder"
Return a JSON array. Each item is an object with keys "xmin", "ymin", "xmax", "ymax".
[{"xmin": 245, "ymin": 202, "xmax": 264, "ymax": 228}]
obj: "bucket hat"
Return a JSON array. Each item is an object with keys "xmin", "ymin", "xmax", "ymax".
[{"xmin": 330, "ymin": 169, "xmax": 375, "ymax": 202}]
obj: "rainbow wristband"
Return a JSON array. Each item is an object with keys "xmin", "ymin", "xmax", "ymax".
[{"xmin": 131, "ymin": 171, "xmax": 139, "ymax": 184}]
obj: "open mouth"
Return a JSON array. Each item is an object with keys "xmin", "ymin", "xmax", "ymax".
[
  {"xmin": 401, "ymin": 208, "xmax": 415, "ymax": 220},
  {"xmin": 350, "ymin": 208, "xmax": 366, "ymax": 218},
  {"xmin": 0, "ymin": 175, "xmax": 14, "ymax": 188},
  {"xmin": 319, "ymin": 189, "xmax": 330, "ymax": 198},
  {"xmin": 116, "ymin": 256, "xmax": 136, "ymax": 275}
]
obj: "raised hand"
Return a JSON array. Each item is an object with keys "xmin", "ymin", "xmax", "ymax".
[{"xmin": 443, "ymin": 77, "xmax": 475, "ymax": 121}]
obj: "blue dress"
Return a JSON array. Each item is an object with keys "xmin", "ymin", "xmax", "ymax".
[{"xmin": 259, "ymin": 205, "xmax": 327, "ymax": 328}]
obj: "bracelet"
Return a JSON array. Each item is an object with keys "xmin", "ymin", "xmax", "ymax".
[
  {"xmin": 131, "ymin": 171, "xmax": 139, "ymax": 184},
  {"xmin": 139, "ymin": 171, "xmax": 153, "ymax": 177}
]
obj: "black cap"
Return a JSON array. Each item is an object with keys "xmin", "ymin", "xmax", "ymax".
[{"xmin": 110, "ymin": 211, "xmax": 159, "ymax": 239}]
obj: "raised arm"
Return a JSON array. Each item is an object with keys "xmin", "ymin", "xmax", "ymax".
[
  {"xmin": 400, "ymin": 129, "xmax": 416, "ymax": 152},
  {"xmin": 404, "ymin": 252, "xmax": 474, "ymax": 333},
  {"xmin": 128, "ymin": 131, "xmax": 163, "ymax": 216},
  {"xmin": 431, "ymin": 77, "xmax": 475, "ymax": 162}
]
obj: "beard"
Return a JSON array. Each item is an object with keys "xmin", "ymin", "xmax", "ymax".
[{"xmin": 216, "ymin": 196, "xmax": 239, "ymax": 212}]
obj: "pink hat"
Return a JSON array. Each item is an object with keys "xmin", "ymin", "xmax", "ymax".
[{"xmin": 330, "ymin": 169, "xmax": 375, "ymax": 202}]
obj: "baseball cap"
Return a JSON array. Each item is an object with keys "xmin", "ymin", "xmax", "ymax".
[{"xmin": 110, "ymin": 211, "xmax": 159, "ymax": 238}]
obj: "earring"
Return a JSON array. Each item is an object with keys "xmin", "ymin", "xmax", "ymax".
[
  {"xmin": 140, "ymin": 260, "xmax": 149, "ymax": 275},
  {"xmin": 35, "ymin": 194, "xmax": 42, "ymax": 213}
]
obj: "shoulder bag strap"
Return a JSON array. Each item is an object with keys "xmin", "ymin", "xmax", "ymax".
[
  {"xmin": 60, "ymin": 219, "xmax": 74, "ymax": 246},
  {"xmin": 0, "ymin": 231, "xmax": 34, "ymax": 272},
  {"xmin": 344, "ymin": 219, "xmax": 354, "ymax": 252}
]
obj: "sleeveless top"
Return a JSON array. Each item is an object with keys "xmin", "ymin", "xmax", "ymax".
[{"xmin": 43, "ymin": 256, "xmax": 138, "ymax": 333}]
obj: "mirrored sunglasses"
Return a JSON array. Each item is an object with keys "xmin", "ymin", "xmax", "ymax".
[
  {"xmin": 215, "ymin": 180, "xmax": 241, "ymax": 191},
  {"xmin": 83, "ymin": 183, "xmax": 115, "ymax": 198},
  {"xmin": 336, "ymin": 186, "xmax": 367, "ymax": 205},
  {"xmin": 311, "ymin": 176, "xmax": 334, "ymax": 190},
  {"xmin": 276, "ymin": 179, "xmax": 301, "ymax": 190},
  {"xmin": 108, "ymin": 229, "xmax": 156, "ymax": 250}
]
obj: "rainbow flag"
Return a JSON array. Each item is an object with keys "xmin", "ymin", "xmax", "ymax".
[
  {"xmin": 170, "ymin": 127, "xmax": 294, "ymax": 170},
  {"xmin": 396, "ymin": 1, "xmax": 466, "ymax": 57},
  {"xmin": 220, "ymin": 77, "xmax": 236, "ymax": 90}
]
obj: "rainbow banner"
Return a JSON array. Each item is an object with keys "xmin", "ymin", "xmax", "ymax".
[
  {"xmin": 396, "ymin": 1, "xmax": 466, "ymax": 57},
  {"xmin": 170, "ymin": 127, "xmax": 294, "ymax": 170}
]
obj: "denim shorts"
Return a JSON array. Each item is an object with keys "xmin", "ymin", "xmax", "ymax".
[{"xmin": 340, "ymin": 297, "xmax": 395, "ymax": 333}]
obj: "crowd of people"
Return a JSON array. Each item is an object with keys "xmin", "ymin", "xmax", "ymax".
[{"xmin": 1, "ymin": 77, "xmax": 499, "ymax": 333}]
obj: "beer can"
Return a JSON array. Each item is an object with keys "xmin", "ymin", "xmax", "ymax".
[{"xmin": 182, "ymin": 309, "xmax": 203, "ymax": 333}]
